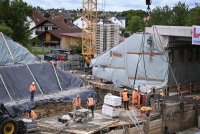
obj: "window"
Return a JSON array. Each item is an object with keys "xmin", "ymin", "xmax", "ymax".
[{"xmin": 45, "ymin": 27, "xmax": 48, "ymax": 31}]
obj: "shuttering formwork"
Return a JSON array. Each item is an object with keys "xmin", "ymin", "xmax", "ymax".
[{"xmin": 96, "ymin": 24, "xmax": 119, "ymax": 54}]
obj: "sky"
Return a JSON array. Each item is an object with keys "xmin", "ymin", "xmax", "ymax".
[{"xmin": 24, "ymin": 0, "xmax": 200, "ymax": 11}]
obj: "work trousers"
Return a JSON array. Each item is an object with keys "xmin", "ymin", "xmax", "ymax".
[
  {"xmin": 123, "ymin": 101, "xmax": 129, "ymax": 110},
  {"xmin": 88, "ymin": 105, "xmax": 95, "ymax": 117},
  {"xmin": 30, "ymin": 92, "xmax": 35, "ymax": 101}
]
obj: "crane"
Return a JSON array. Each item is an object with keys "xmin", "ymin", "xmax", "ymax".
[
  {"xmin": 82, "ymin": 0, "xmax": 97, "ymax": 65},
  {"xmin": 81, "ymin": 0, "xmax": 151, "ymax": 65}
]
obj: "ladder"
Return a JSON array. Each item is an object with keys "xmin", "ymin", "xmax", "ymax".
[{"xmin": 126, "ymin": 110, "xmax": 145, "ymax": 134}]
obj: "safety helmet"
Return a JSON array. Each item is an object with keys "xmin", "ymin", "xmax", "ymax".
[
  {"xmin": 123, "ymin": 88, "xmax": 127, "ymax": 91},
  {"xmin": 32, "ymin": 82, "xmax": 35, "ymax": 85}
]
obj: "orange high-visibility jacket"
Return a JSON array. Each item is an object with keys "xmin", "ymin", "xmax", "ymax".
[
  {"xmin": 122, "ymin": 92, "xmax": 129, "ymax": 101},
  {"xmin": 29, "ymin": 85, "xmax": 36, "ymax": 92},
  {"xmin": 73, "ymin": 98, "xmax": 81, "ymax": 107},
  {"xmin": 87, "ymin": 98, "xmax": 95, "ymax": 106},
  {"xmin": 132, "ymin": 90, "xmax": 141, "ymax": 105},
  {"xmin": 28, "ymin": 110, "xmax": 38, "ymax": 120}
]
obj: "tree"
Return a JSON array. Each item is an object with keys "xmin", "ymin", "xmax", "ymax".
[
  {"xmin": 0, "ymin": 24, "xmax": 13, "ymax": 37},
  {"xmin": 147, "ymin": 5, "xmax": 172, "ymax": 26},
  {"xmin": 187, "ymin": 4, "xmax": 200, "ymax": 25},
  {"xmin": 0, "ymin": 0, "xmax": 32, "ymax": 46},
  {"xmin": 127, "ymin": 16, "xmax": 145, "ymax": 34},
  {"xmin": 121, "ymin": 10, "xmax": 146, "ymax": 24},
  {"xmin": 0, "ymin": 0, "xmax": 10, "ymax": 23},
  {"xmin": 70, "ymin": 39, "xmax": 82, "ymax": 54},
  {"xmin": 44, "ymin": 11, "xmax": 51, "ymax": 18},
  {"xmin": 171, "ymin": 2, "xmax": 189, "ymax": 26}
]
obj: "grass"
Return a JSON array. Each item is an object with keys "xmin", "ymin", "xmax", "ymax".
[{"xmin": 30, "ymin": 47, "xmax": 51, "ymax": 55}]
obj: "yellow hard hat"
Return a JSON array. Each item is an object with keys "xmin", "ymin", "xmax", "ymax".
[{"xmin": 123, "ymin": 88, "xmax": 127, "ymax": 91}]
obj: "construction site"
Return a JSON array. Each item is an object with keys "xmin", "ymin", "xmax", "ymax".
[{"xmin": 0, "ymin": 0, "xmax": 200, "ymax": 134}]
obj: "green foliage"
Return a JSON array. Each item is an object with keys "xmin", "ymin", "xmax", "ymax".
[
  {"xmin": 147, "ymin": 2, "xmax": 193, "ymax": 26},
  {"xmin": 0, "ymin": 24, "xmax": 13, "ymax": 37},
  {"xmin": 127, "ymin": 16, "xmax": 145, "ymax": 34},
  {"xmin": 187, "ymin": 4, "xmax": 200, "ymax": 25},
  {"xmin": 31, "ymin": 47, "xmax": 51, "ymax": 55},
  {"xmin": 44, "ymin": 11, "xmax": 51, "ymax": 18},
  {"xmin": 0, "ymin": 0, "xmax": 32, "ymax": 46},
  {"xmin": 171, "ymin": 2, "xmax": 189, "ymax": 26},
  {"xmin": 121, "ymin": 10, "xmax": 145, "ymax": 22},
  {"xmin": 70, "ymin": 39, "xmax": 82, "ymax": 54},
  {"xmin": 120, "ymin": 10, "xmax": 146, "ymax": 34},
  {"xmin": 147, "ymin": 5, "xmax": 172, "ymax": 26},
  {"xmin": 0, "ymin": 0, "xmax": 10, "ymax": 23}
]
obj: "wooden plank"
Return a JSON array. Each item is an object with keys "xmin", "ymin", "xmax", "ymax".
[{"xmin": 88, "ymin": 120, "xmax": 120, "ymax": 134}]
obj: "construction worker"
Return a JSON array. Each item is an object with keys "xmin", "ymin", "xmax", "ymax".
[
  {"xmin": 121, "ymin": 88, "xmax": 129, "ymax": 110},
  {"xmin": 146, "ymin": 87, "xmax": 154, "ymax": 107},
  {"xmin": 50, "ymin": 60, "xmax": 57, "ymax": 67},
  {"xmin": 27, "ymin": 110, "xmax": 38, "ymax": 120},
  {"xmin": 132, "ymin": 89, "xmax": 140, "ymax": 106},
  {"xmin": 29, "ymin": 82, "xmax": 36, "ymax": 101},
  {"xmin": 73, "ymin": 94, "xmax": 82, "ymax": 110},
  {"xmin": 87, "ymin": 95, "xmax": 95, "ymax": 118}
]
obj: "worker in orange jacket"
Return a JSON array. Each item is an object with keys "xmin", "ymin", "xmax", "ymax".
[
  {"xmin": 73, "ymin": 94, "xmax": 82, "ymax": 110},
  {"xmin": 27, "ymin": 110, "xmax": 38, "ymax": 120},
  {"xmin": 87, "ymin": 95, "xmax": 95, "ymax": 118},
  {"xmin": 29, "ymin": 82, "xmax": 36, "ymax": 101},
  {"xmin": 121, "ymin": 88, "xmax": 129, "ymax": 110},
  {"xmin": 132, "ymin": 89, "xmax": 141, "ymax": 106}
]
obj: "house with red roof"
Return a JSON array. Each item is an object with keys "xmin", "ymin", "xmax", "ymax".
[{"xmin": 29, "ymin": 11, "xmax": 82, "ymax": 48}]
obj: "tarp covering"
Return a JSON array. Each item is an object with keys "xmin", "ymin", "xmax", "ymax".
[
  {"xmin": 0, "ymin": 32, "xmax": 97, "ymax": 116},
  {"xmin": 91, "ymin": 33, "xmax": 169, "ymax": 92},
  {"xmin": 0, "ymin": 32, "xmax": 39, "ymax": 65},
  {"xmin": 0, "ymin": 63, "xmax": 84, "ymax": 102},
  {"xmin": 4, "ymin": 86, "xmax": 97, "ymax": 117}
]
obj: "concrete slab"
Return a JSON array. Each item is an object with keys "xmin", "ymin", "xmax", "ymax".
[
  {"xmin": 177, "ymin": 127, "xmax": 200, "ymax": 134},
  {"xmin": 37, "ymin": 113, "xmax": 130, "ymax": 134}
]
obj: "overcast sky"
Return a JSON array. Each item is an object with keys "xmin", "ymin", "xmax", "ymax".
[{"xmin": 24, "ymin": 0, "xmax": 200, "ymax": 11}]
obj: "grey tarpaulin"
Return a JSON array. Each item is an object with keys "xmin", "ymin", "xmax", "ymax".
[
  {"xmin": 0, "ymin": 63, "xmax": 97, "ymax": 116},
  {"xmin": 0, "ymin": 32, "xmax": 97, "ymax": 116},
  {"xmin": 0, "ymin": 63, "xmax": 84, "ymax": 102},
  {"xmin": 91, "ymin": 33, "xmax": 169, "ymax": 92},
  {"xmin": 5, "ymin": 86, "xmax": 97, "ymax": 117},
  {"xmin": 0, "ymin": 32, "xmax": 39, "ymax": 65}
]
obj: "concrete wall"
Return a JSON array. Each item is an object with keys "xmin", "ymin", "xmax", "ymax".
[
  {"xmin": 146, "ymin": 25, "xmax": 200, "ymax": 86},
  {"xmin": 168, "ymin": 46, "xmax": 200, "ymax": 86},
  {"xmin": 145, "ymin": 25, "xmax": 192, "ymax": 48},
  {"xmin": 162, "ymin": 103, "xmax": 198, "ymax": 133}
]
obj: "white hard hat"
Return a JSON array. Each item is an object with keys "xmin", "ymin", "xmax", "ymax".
[{"xmin": 32, "ymin": 82, "xmax": 35, "ymax": 85}]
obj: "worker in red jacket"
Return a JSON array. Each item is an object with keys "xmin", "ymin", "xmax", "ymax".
[
  {"xmin": 121, "ymin": 88, "xmax": 129, "ymax": 110},
  {"xmin": 29, "ymin": 82, "xmax": 36, "ymax": 101},
  {"xmin": 87, "ymin": 95, "xmax": 95, "ymax": 118}
]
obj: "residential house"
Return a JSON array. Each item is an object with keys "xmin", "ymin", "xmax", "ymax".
[
  {"xmin": 109, "ymin": 16, "xmax": 126, "ymax": 29},
  {"xmin": 60, "ymin": 33, "xmax": 82, "ymax": 50},
  {"xmin": 30, "ymin": 17, "xmax": 81, "ymax": 47},
  {"xmin": 73, "ymin": 17, "xmax": 87, "ymax": 29},
  {"xmin": 27, "ymin": 10, "xmax": 46, "ymax": 39}
]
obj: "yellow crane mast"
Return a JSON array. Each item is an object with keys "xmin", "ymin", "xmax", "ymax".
[{"xmin": 82, "ymin": 0, "xmax": 97, "ymax": 64}]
